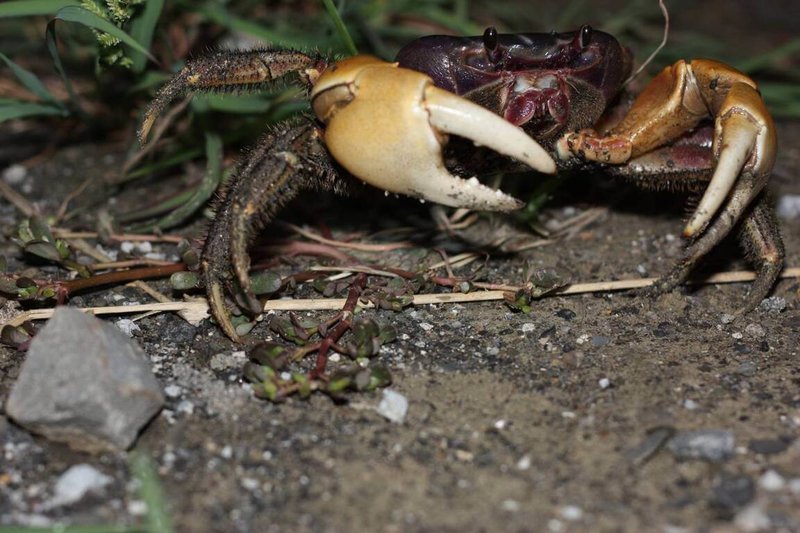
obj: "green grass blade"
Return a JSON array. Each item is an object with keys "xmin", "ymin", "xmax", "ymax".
[
  {"xmin": 196, "ymin": 94, "xmax": 276, "ymax": 114},
  {"xmin": 118, "ymin": 147, "xmax": 204, "ymax": 184},
  {"xmin": 0, "ymin": 526, "xmax": 137, "ymax": 532},
  {"xmin": 53, "ymin": 5, "xmax": 156, "ymax": 62},
  {"xmin": 737, "ymin": 38, "xmax": 800, "ymax": 73},
  {"xmin": 189, "ymin": 3, "xmax": 308, "ymax": 49},
  {"xmin": 140, "ymin": 132, "xmax": 223, "ymax": 231},
  {"xmin": 0, "ymin": 102, "xmax": 68, "ymax": 122},
  {"xmin": 129, "ymin": 0, "xmax": 165, "ymax": 73},
  {"xmin": 0, "ymin": 0, "xmax": 78, "ymax": 17},
  {"xmin": 45, "ymin": 19, "xmax": 81, "ymax": 113},
  {"xmin": 0, "ymin": 53, "xmax": 63, "ymax": 107},
  {"xmin": 129, "ymin": 451, "xmax": 174, "ymax": 533},
  {"xmin": 117, "ymin": 187, "xmax": 196, "ymax": 222},
  {"xmin": 321, "ymin": 0, "xmax": 358, "ymax": 56}
]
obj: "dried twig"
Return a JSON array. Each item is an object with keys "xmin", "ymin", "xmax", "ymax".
[
  {"xmin": 0, "ymin": 180, "xmax": 37, "ymax": 217},
  {"xmin": 6, "ymin": 268, "xmax": 799, "ymax": 329},
  {"xmin": 624, "ymin": 0, "xmax": 670, "ymax": 86},
  {"xmin": 55, "ymin": 176, "xmax": 94, "ymax": 222},
  {"xmin": 284, "ymin": 223, "xmax": 413, "ymax": 252},
  {"xmin": 51, "ymin": 229, "xmax": 185, "ymax": 243}
]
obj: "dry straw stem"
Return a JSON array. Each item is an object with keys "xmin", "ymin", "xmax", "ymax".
[{"xmin": 5, "ymin": 268, "xmax": 799, "ymax": 328}]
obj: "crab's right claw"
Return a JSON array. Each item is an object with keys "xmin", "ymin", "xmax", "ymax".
[
  {"xmin": 683, "ymin": 77, "xmax": 777, "ymax": 237},
  {"xmin": 311, "ymin": 56, "xmax": 556, "ymax": 212}
]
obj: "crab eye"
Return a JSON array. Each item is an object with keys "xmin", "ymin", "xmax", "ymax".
[
  {"xmin": 483, "ymin": 26, "xmax": 498, "ymax": 51},
  {"xmin": 579, "ymin": 25, "xmax": 593, "ymax": 48}
]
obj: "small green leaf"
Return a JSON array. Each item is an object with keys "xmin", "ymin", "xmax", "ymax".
[
  {"xmin": 326, "ymin": 376, "xmax": 352, "ymax": 393},
  {"xmin": 17, "ymin": 219, "xmax": 34, "ymax": 243},
  {"xmin": 0, "ymin": 53, "xmax": 63, "ymax": 106},
  {"xmin": 24, "ymin": 241, "xmax": 63, "ymax": 262},
  {"xmin": 255, "ymin": 380, "xmax": 279, "ymax": 401},
  {"xmin": 0, "ymin": 102, "xmax": 67, "ymax": 123},
  {"xmin": 248, "ymin": 342, "xmax": 291, "ymax": 370},
  {"xmin": 1, "ymin": 325, "xmax": 32, "ymax": 349},
  {"xmin": 250, "ymin": 271, "xmax": 282, "ymax": 296},
  {"xmin": 29, "ymin": 216, "xmax": 55, "ymax": 242},
  {"xmin": 169, "ymin": 271, "xmax": 200, "ymax": 290}
]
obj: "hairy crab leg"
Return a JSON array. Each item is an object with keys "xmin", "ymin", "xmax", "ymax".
[
  {"xmin": 138, "ymin": 49, "xmax": 324, "ymax": 143},
  {"xmin": 202, "ymin": 120, "xmax": 340, "ymax": 341}
]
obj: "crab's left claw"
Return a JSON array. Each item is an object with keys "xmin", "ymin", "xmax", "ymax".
[{"xmin": 311, "ymin": 56, "xmax": 556, "ymax": 211}]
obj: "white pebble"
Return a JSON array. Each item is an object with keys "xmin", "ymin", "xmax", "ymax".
[
  {"xmin": 744, "ymin": 323, "xmax": 765, "ymax": 338},
  {"xmin": 164, "ymin": 384, "xmax": 182, "ymax": 398},
  {"xmin": 115, "ymin": 318, "xmax": 140, "ymax": 337},
  {"xmin": 559, "ymin": 505, "xmax": 583, "ymax": 521},
  {"xmin": 419, "ymin": 322, "xmax": 434, "ymax": 332},
  {"xmin": 48, "ymin": 464, "xmax": 112, "ymax": 508},
  {"xmin": 501, "ymin": 499, "xmax": 520, "ymax": 512},
  {"xmin": 136, "ymin": 241, "xmax": 153, "ymax": 253},
  {"xmin": 377, "ymin": 389, "xmax": 408, "ymax": 424},
  {"xmin": 241, "ymin": 478, "xmax": 260, "ymax": 491},
  {"xmin": 127, "ymin": 500, "xmax": 148, "ymax": 516},
  {"xmin": 777, "ymin": 194, "xmax": 800, "ymax": 219},
  {"xmin": 759, "ymin": 469, "xmax": 785, "ymax": 492},
  {"xmin": 735, "ymin": 503, "xmax": 771, "ymax": 532},
  {"xmin": 683, "ymin": 399, "xmax": 699, "ymax": 410},
  {"xmin": 3, "ymin": 164, "xmax": 27, "ymax": 184},
  {"xmin": 598, "ymin": 378, "xmax": 611, "ymax": 389},
  {"xmin": 516, "ymin": 455, "xmax": 531, "ymax": 470},
  {"xmin": 521, "ymin": 323, "xmax": 536, "ymax": 333},
  {"xmin": 176, "ymin": 400, "xmax": 194, "ymax": 415}
]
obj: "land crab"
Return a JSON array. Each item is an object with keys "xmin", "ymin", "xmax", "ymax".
[{"xmin": 139, "ymin": 25, "xmax": 783, "ymax": 341}]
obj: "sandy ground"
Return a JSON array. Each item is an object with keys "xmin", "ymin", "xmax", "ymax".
[
  {"xmin": 0, "ymin": 118, "xmax": 798, "ymax": 531},
  {"xmin": 1, "ymin": 2, "xmax": 800, "ymax": 529}
]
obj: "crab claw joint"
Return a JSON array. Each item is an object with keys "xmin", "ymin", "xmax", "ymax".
[{"xmin": 311, "ymin": 56, "xmax": 556, "ymax": 211}]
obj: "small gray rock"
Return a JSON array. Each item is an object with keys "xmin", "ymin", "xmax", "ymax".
[
  {"xmin": 710, "ymin": 472, "xmax": 754, "ymax": 512},
  {"xmin": 5, "ymin": 308, "xmax": 164, "ymax": 452},
  {"xmin": 758, "ymin": 296, "xmax": 786, "ymax": 314},
  {"xmin": 748, "ymin": 438, "xmax": 790, "ymax": 455},
  {"xmin": 667, "ymin": 429, "xmax": 735, "ymax": 463},
  {"xmin": 591, "ymin": 335, "xmax": 611, "ymax": 346}
]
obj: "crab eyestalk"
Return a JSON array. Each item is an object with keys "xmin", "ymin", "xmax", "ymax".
[{"xmin": 310, "ymin": 56, "xmax": 557, "ymax": 211}]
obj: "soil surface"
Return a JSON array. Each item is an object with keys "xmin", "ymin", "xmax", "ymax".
[{"xmin": 2, "ymin": 3, "xmax": 800, "ymax": 531}]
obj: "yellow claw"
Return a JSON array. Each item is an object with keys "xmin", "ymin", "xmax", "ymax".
[{"xmin": 310, "ymin": 56, "xmax": 556, "ymax": 212}]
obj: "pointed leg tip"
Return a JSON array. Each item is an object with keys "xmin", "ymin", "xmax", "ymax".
[{"xmin": 208, "ymin": 281, "xmax": 242, "ymax": 343}]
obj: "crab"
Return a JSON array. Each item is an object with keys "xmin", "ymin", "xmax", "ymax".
[{"xmin": 139, "ymin": 25, "xmax": 782, "ymax": 341}]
